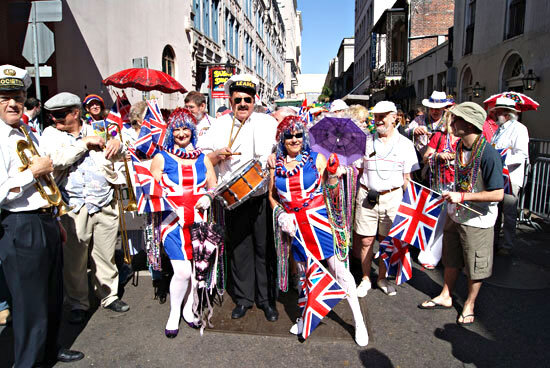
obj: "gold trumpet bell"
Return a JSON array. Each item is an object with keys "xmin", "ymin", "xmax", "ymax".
[
  {"xmin": 57, "ymin": 200, "xmax": 74, "ymax": 217},
  {"xmin": 124, "ymin": 201, "xmax": 138, "ymax": 212}
]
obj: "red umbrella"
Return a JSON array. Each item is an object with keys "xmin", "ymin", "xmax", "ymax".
[
  {"xmin": 483, "ymin": 91, "xmax": 539, "ymax": 112},
  {"xmin": 102, "ymin": 68, "xmax": 187, "ymax": 94}
]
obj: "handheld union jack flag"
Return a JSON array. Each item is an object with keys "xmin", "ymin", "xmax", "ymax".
[
  {"xmin": 496, "ymin": 148, "xmax": 512, "ymax": 195},
  {"xmin": 388, "ymin": 181, "xmax": 444, "ymax": 251},
  {"xmin": 299, "ymin": 98, "xmax": 312, "ymax": 124},
  {"xmin": 299, "ymin": 253, "xmax": 346, "ymax": 340},
  {"xmin": 134, "ymin": 100, "xmax": 168, "ymax": 159},
  {"xmin": 106, "ymin": 92, "xmax": 132, "ymax": 135},
  {"xmin": 377, "ymin": 236, "xmax": 412, "ymax": 285},
  {"xmin": 130, "ymin": 155, "xmax": 178, "ymax": 214}
]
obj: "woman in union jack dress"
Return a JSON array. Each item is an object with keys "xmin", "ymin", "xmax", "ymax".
[
  {"xmin": 150, "ymin": 108, "xmax": 217, "ymax": 338},
  {"xmin": 268, "ymin": 116, "xmax": 369, "ymax": 346}
]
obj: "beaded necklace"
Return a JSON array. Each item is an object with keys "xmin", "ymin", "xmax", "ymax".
[
  {"xmin": 455, "ymin": 135, "xmax": 486, "ymax": 192},
  {"xmin": 272, "ymin": 205, "xmax": 289, "ymax": 292},
  {"xmin": 323, "ymin": 166, "xmax": 359, "ymax": 268},
  {"xmin": 275, "ymin": 151, "xmax": 310, "ymax": 177},
  {"xmin": 166, "ymin": 146, "xmax": 202, "ymax": 160}
]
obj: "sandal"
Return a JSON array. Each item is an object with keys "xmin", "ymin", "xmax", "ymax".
[
  {"xmin": 457, "ymin": 313, "xmax": 475, "ymax": 326},
  {"xmin": 418, "ymin": 299, "xmax": 452, "ymax": 310}
]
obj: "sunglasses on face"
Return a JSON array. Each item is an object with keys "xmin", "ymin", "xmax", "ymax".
[
  {"xmin": 50, "ymin": 110, "xmax": 71, "ymax": 120},
  {"xmin": 283, "ymin": 132, "xmax": 304, "ymax": 140},
  {"xmin": 233, "ymin": 97, "xmax": 253, "ymax": 104}
]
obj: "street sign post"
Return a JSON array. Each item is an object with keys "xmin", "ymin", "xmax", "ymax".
[
  {"xmin": 21, "ymin": 0, "xmax": 62, "ymax": 131},
  {"xmin": 25, "ymin": 66, "xmax": 53, "ymax": 78}
]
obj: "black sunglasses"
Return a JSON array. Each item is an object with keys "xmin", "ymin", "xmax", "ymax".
[
  {"xmin": 283, "ymin": 132, "xmax": 304, "ymax": 140},
  {"xmin": 50, "ymin": 109, "xmax": 71, "ymax": 120},
  {"xmin": 233, "ymin": 97, "xmax": 253, "ymax": 104}
]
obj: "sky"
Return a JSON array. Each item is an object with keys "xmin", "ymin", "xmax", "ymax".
[{"xmin": 297, "ymin": 0, "xmax": 355, "ymax": 74}]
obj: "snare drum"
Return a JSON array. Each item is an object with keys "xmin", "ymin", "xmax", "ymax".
[{"xmin": 215, "ymin": 159, "xmax": 267, "ymax": 210}]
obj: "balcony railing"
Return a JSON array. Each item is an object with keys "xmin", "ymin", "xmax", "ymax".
[{"xmin": 387, "ymin": 62, "xmax": 404, "ymax": 76}]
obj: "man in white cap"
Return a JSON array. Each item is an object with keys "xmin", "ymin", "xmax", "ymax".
[
  {"xmin": 330, "ymin": 99, "xmax": 349, "ymax": 114},
  {"xmin": 406, "ymin": 91, "xmax": 455, "ymax": 154},
  {"xmin": 199, "ymin": 74, "xmax": 279, "ymax": 321},
  {"xmin": 419, "ymin": 102, "xmax": 503, "ymax": 326},
  {"xmin": 489, "ymin": 97, "xmax": 529, "ymax": 256},
  {"xmin": 0, "ymin": 65, "xmax": 84, "ymax": 366},
  {"xmin": 354, "ymin": 100, "xmax": 419, "ymax": 297},
  {"xmin": 41, "ymin": 92, "xmax": 130, "ymax": 324}
]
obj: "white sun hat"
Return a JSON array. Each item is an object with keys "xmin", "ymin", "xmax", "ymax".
[{"xmin": 422, "ymin": 91, "xmax": 454, "ymax": 109}]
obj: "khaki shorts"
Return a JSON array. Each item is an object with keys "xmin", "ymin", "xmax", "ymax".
[
  {"xmin": 354, "ymin": 186, "xmax": 403, "ymax": 237},
  {"xmin": 442, "ymin": 215, "xmax": 494, "ymax": 280}
]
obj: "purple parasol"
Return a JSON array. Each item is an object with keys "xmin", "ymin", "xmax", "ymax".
[{"xmin": 309, "ymin": 117, "xmax": 367, "ymax": 166}]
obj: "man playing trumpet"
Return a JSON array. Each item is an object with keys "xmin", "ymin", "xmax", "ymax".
[
  {"xmin": 41, "ymin": 92, "xmax": 130, "ymax": 325},
  {"xmin": 0, "ymin": 65, "xmax": 83, "ymax": 366}
]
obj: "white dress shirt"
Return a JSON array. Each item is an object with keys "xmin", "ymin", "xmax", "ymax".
[
  {"xmin": 198, "ymin": 112, "xmax": 277, "ymax": 195},
  {"xmin": 491, "ymin": 119, "xmax": 529, "ymax": 188},
  {"xmin": 0, "ymin": 119, "xmax": 50, "ymax": 211}
]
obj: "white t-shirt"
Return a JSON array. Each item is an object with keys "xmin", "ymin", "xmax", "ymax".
[{"xmin": 357, "ymin": 131, "xmax": 419, "ymax": 191}]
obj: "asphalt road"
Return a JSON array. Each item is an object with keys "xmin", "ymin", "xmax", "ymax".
[{"xmin": 1, "ymin": 224, "xmax": 549, "ymax": 367}]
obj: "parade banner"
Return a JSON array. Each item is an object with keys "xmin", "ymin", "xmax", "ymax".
[{"xmin": 210, "ymin": 66, "xmax": 234, "ymax": 98}]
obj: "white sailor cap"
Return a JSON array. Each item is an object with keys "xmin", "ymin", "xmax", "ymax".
[
  {"xmin": 0, "ymin": 65, "xmax": 32, "ymax": 91},
  {"xmin": 224, "ymin": 73, "xmax": 258, "ymax": 96},
  {"xmin": 44, "ymin": 92, "xmax": 82, "ymax": 111}
]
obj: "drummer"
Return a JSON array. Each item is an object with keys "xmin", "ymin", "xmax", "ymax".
[{"xmin": 199, "ymin": 74, "xmax": 279, "ymax": 322}]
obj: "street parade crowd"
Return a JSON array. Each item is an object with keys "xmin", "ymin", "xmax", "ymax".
[{"xmin": 0, "ymin": 63, "xmax": 531, "ymax": 367}]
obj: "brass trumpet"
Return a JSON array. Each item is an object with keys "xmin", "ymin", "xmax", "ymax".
[
  {"xmin": 16, "ymin": 124, "xmax": 73, "ymax": 216},
  {"xmin": 106, "ymin": 123, "xmax": 137, "ymax": 265}
]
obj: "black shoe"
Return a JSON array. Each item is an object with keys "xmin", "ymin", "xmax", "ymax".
[
  {"xmin": 231, "ymin": 304, "xmax": 251, "ymax": 319},
  {"xmin": 68, "ymin": 309, "xmax": 87, "ymax": 324},
  {"xmin": 105, "ymin": 299, "xmax": 130, "ymax": 313},
  {"xmin": 259, "ymin": 304, "xmax": 279, "ymax": 322},
  {"xmin": 57, "ymin": 348, "xmax": 84, "ymax": 363}
]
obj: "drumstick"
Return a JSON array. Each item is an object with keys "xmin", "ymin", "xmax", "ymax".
[{"xmin": 219, "ymin": 152, "xmax": 242, "ymax": 156}]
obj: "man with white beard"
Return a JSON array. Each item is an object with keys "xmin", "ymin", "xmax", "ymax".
[
  {"xmin": 354, "ymin": 101, "xmax": 419, "ymax": 297},
  {"xmin": 489, "ymin": 97, "xmax": 529, "ymax": 256}
]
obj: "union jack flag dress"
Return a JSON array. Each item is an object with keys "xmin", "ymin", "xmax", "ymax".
[
  {"xmin": 158, "ymin": 151, "xmax": 207, "ymax": 261},
  {"xmin": 275, "ymin": 152, "xmax": 334, "ymax": 262}
]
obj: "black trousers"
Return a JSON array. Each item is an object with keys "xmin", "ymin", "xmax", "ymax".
[
  {"xmin": 226, "ymin": 194, "xmax": 273, "ymax": 308},
  {"xmin": 0, "ymin": 212, "xmax": 63, "ymax": 367}
]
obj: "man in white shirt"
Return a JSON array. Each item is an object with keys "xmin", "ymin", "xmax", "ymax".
[
  {"xmin": 354, "ymin": 101, "xmax": 419, "ymax": 298},
  {"xmin": 184, "ymin": 91, "xmax": 215, "ymax": 145},
  {"xmin": 490, "ymin": 97, "xmax": 529, "ymax": 255},
  {"xmin": 0, "ymin": 65, "xmax": 84, "ymax": 366},
  {"xmin": 199, "ymin": 74, "xmax": 279, "ymax": 322},
  {"xmin": 42, "ymin": 92, "xmax": 130, "ymax": 325}
]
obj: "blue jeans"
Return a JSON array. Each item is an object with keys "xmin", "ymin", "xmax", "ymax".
[{"xmin": 0, "ymin": 260, "xmax": 11, "ymax": 311}]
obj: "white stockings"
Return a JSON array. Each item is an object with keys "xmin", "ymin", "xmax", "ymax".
[
  {"xmin": 166, "ymin": 260, "xmax": 195, "ymax": 331},
  {"xmin": 297, "ymin": 256, "xmax": 367, "ymax": 331}
]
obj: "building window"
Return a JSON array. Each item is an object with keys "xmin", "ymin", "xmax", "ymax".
[
  {"xmin": 234, "ymin": 24, "xmax": 239, "ymax": 58},
  {"xmin": 437, "ymin": 71, "xmax": 446, "ymax": 91},
  {"xmin": 427, "ymin": 75, "xmax": 434, "ymax": 96},
  {"xmin": 500, "ymin": 53, "xmax": 524, "ymax": 92},
  {"xmin": 202, "ymin": 0, "xmax": 210, "ymax": 37},
  {"xmin": 193, "ymin": 0, "xmax": 201, "ymax": 30},
  {"xmin": 417, "ymin": 79, "xmax": 425, "ymax": 102},
  {"xmin": 506, "ymin": 0, "xmax": 526, "ymax": 39},
  {"xmin": 464, "ymin": 0, "xmax": 475, "ymax": 55},
  {"xmin": 211, "ymin": 0, "xmax": 219, "ymax": 43},
  {"xmin": 162, "ymin": 45, "xmax": 175, "ymax": 77},
  {"xmin": 460, "ymin": 66, "xmax": 473, "ymax": 101}
]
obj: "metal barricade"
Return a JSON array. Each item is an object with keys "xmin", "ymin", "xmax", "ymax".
[{"xmin": 528, "ymin": 157, "xmax": 550, "ymax": 219}]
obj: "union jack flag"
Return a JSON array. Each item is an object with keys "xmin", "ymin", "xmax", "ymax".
[
  {"xmin": 130, "ymin": 155, "xmax": 177, "ymax": 214},
  {"xmin": 388, "ymin": 181, "xmax": 444, "ymax": 251},
  {"xmin": 377, "ymin": 236, "xmax": 412, "ymax": 285},
  {"xmin": 496, "ymin": 148, "xmax": 512, "ymax": 195},
  {"xmin": 106, "ymin": 92, "xmax": 131, "ymax": 135},
  {"xmin": 298, "ymin": 98, "xmax": 312, "ymax": 124},
  {"xmin": 134, "ymin": 100, "xmax": 168, "ymax": 158},
  {"xmin": 299, "ymin": 253, "xmax": 346, "ymax": 340}
]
